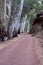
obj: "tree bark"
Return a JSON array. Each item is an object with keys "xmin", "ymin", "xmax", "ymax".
[{"xmin": 8, "ymin": 0, "xmax": 24, "ymax": 38}]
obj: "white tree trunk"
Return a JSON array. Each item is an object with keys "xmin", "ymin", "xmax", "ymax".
[{"xmin": 8, "ymin": 0, "xmax": 24, "ymax": 38}]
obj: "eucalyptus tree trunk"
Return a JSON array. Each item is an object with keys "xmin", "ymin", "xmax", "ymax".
[{"xmin": 8, "ymin": 0, "xmax": 24, "ymax": 38}]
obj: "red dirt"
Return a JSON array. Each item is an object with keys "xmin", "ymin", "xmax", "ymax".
[{"xmin": 0, "ymin": 34, "xmax": 39, "ymax": 65}]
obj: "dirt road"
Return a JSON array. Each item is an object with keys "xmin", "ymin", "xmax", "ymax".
[{"xmin": 0, "ymin": 34, "xmax": 39, "ymax": 65}]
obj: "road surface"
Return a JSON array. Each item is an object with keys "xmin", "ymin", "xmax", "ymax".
[{"xmin": 0, "ymin": 34, "xmax": 39, "ymax": 65}]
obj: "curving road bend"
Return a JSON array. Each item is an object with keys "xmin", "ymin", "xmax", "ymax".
[{"xmin": 0, "ymin": 34, "xmax": 39, "ymax": 65}]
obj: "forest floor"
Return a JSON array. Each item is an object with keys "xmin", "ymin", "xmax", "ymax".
[{"xmin": 0, "ymin": 33, "xmax": 43, "ymax": 65}]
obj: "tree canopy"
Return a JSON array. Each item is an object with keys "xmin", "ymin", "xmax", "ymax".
[{"xmin": 22, "ymin": 0, "xmax": 43, "ymax": 22}]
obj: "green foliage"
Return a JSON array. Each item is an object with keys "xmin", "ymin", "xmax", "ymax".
[
  {"xmin": 21, "ymin": 0, "xmax": 43, "ymax": 31},
  {"xmin": 22, "ymin": 0, "xmax": 43, "ymax": 22},
  {"xmin": 28, "ymin": 9, "xmax": 36, "ymax": 23},
  {"xmin": 24, "ymin": 23, "xmax": 28, "ymax": 32}
]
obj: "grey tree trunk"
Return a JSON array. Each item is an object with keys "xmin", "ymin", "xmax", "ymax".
[{"xmin": 8, "ymin": 0, "xmax": 24, "ymax": 38}]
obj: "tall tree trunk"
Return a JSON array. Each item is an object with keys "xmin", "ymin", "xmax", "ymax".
[{"xmin": 8, "ymin": 0, "xmax": 24, "ymax": 38}]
